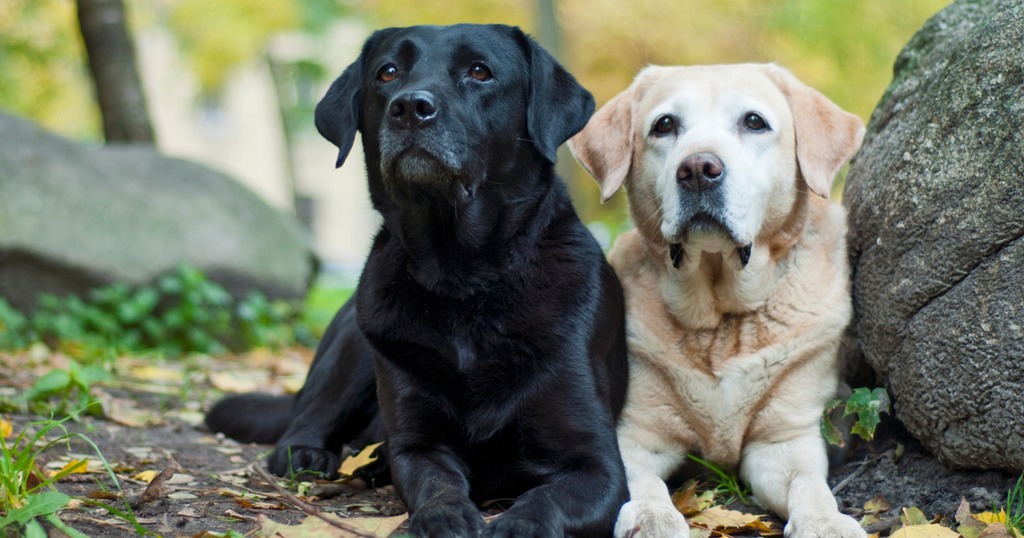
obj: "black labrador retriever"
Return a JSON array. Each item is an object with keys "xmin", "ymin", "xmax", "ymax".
[{"xmin": 206, "ymin": 24, "xmax": 629, "ymax": 538}]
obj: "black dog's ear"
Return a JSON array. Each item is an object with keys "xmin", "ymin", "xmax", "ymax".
[
  {"xmin": 315, "ymin": 29, "xmax": 398, "ymax": 168},
  {"xmin": 511, "ymin": 28, "xmax": 596, "ymax": 164}
]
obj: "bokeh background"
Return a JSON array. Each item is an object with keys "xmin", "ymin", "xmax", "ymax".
[{"xmin": 0, "ymin": 0, "xmax": 949, "ymax": 277}]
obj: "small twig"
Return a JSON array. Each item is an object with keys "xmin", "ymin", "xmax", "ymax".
[
  {"xmin": 66, "ymin": 514, "xmax": 136, "ymax": 533},
  {"xmin": 250, "ymin": 464, "xmax": 379, "ymax": 538},
  {"xmin": 832, "ymin": 456, "xmax": 880, "ymax": 495}
]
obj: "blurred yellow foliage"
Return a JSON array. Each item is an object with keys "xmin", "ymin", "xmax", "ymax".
[
  {"xmin": 0, "ymin": 0, "xmax": 101, "ymax": 140},
  {"xmin": 167, "ymin": 0, "xmax": 297, "ymax": 93}
]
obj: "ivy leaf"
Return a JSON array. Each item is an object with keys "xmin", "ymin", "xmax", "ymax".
[{"xmin": 821, "ymin": 398, "xmax": 844, "ymax": 447}]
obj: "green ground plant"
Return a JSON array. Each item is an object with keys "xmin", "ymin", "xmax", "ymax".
[
  {"xmin": 1003, "ymin": 472, "xmax": 1024, "ymax": 536},
  {"xmin": 18, "ymin": 360, "xmax": 109, "ymax": 416},
  {"xmin": 821, "ymin": 387, "xmax": 890, "ymax": 447},
  {"xmin": 0, "ymin": 263, "xmax": 324, "ymax": 358},
  {"xmin": 687, "ymin": 453, "xmax": 754, "ymax": 506}
]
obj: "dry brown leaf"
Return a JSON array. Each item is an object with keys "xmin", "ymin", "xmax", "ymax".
[
  {"xmin": 138, "ymin": 458, "xmax": 181, "ymax": 506},
  {"xmin": 889, "ymin": 524, "xmax": 960, "ymax": 538},
  {"xmin": 257, "ymin": 513, "xmax": 408, "ymax": 538},
  {"xmin": 233, "ymin": 497, "xmax": 284, "ymax": 510},
  {"xmin": 956, "ymin": 497, "xmax": 988, "ymax": 538},
  {"xmin": 978, "ymin": 524, "xmax": 1014, "ymax": 538},
  {"xmin": 86, "ymin": 490, "xmax": 121, "ymax": 500},
  {"xmin": 865, "ymin": 495, "xmax": 892, "ymax": 514},
  {"xmin": 339, "ymin": 442, "xmax": 384, "ymax": 476},
  {"xmin": 689, "ymin": 505, "xmax": 771, "ymax": 532},
  {"xmin": 672, "ymin": 480, "xmax": 715, "ymax": 517}
]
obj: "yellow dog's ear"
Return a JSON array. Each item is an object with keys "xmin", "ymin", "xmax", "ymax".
[
  {"xmin": 767, "ymin": 65, "xmax": 865, "ymax": 199},
  {"xmin": 568, "ymin": 84, "xmax": 636, "ymax": 203}
]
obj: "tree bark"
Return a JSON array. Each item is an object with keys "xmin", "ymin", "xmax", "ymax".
[{"xmin": 77, "ymin": 0, "xmax": 154, "ymax": 143}]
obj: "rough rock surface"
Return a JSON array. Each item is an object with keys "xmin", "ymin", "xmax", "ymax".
[
  {"xmin": 843, "ymin": 0, "xmax": 1023, "ymax": 471},
  {"xmin": 0, "ymin": 113, "xmax": 317, "ymax": 311}
]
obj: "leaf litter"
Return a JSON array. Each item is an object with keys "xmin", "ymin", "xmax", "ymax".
[{"xmin": 2, "ymin": 346, "xmax": 1023, "ymax": 538}]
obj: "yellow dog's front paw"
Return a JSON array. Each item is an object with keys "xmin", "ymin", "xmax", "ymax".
[
  {"xmin": 614, "ymin": 500, "xmax": 690, "ymax": 538},
  {"xmin": 785, "ymin": 512, "xmax": 866, "ymax": 538}
]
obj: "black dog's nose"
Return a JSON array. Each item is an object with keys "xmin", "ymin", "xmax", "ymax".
[
  {"xmin": 389, "ymin": 90, "xmax": 437, "ymax": 128},
  {"xmin": 677, "ymin": 153, "xmax": 725, "ymax": 192}
]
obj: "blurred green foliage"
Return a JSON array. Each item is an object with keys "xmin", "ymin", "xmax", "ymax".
[{"xmin": 0, "ymin": 263, "xmax": 320, "ymax": 359}]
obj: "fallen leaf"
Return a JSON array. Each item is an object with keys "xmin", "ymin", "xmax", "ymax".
[
  {"xmin": 1, "ymin": 418, "xmax": 12, "ymax": 438},
  {"xmin": 138, "ymin": 458, "xmax": 181, "ymax": 506},
  {"xmin": 976, "ymin": 511, "xmax": 1008, "ymax": 525},
  {"xmin": 689, "ymin": 505, "xmax": 772, "ymax": 532},
  {"xmin": 168, "ymin": 492, "xmax": 197, "ymax": 500},
  {"xmin": 101, "ymin": 396, "xmax": 165, "ymax": 428},
  {"xmin": 132, "ymin": 470, "xmax": 160, "ymax": 482},
  {"xmin": 129, "ymin": 365, "xmax": 182, "ymax": 383},
  {"xmin": 861, "ymin": 514, "xmax": 881, "ymax": 527},
  {"xmin": 689, "ymin": 527, "xmax": 712, "ymax": 538},
  {"xmin": 85, "ymin": 490, "xmax": 121, "ymax": 500},
  {"xmin": 978, "ymin": 524, "xmax": 1014, "ymax": 538},
  {"xmin": 166, "ymin": 473, "xmax": 195, "ymax": 485},
  {"xmin": 209, "ymin": 371, "xmax": 268, "ymax": 393},
  {"xmin": 257, "ymin": 513, "xmax": 408, "ymax": 538},
  {"xmin": 901, "ymin": 507, "xmax": 930, "ymax": 527},
  {"xmin": 956, "ymin": 497, "xmax": 988, "ymax": 538},
  {"xmin": 339, "ymin": 442, "xmax": 384, "ymax": 476},
  {"xmin": 865, "ymin": 495, "xmax": 892, "ymax": 514},
  {"xmin": 672, "ymin": 480, "xmax": 716, "ymax": 517},
  {"xmin": 890, "ymin": 524, "xmax": 960, "ymax": 538},
  {"xmin": 234, "ymin": 497, "xmax": 284, "ymax": 510},
  {"xmin": 177, "ymin": 507, "xmax": 203, "ymax": 518}
]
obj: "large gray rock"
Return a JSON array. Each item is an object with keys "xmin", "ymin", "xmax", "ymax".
[
  {"xmin": 844, "ymin": 0, "xmax": 1024, "ymax": 471},
  {"xmin": 0, "ymin": 113, "xmax": 317, "ymax": 312}
]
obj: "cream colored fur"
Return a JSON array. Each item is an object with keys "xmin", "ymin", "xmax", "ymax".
[{"xmin": 569, "ymin": 64, "xmax": 866, "ymax": 538}]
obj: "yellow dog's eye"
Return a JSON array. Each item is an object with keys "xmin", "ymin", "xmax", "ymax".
[
  {"xmin": 469, "ymin": 64, "xmax": 492, "ymax": 81},
  {"xmin": 744, "ymin": 113, "xmax": 768, "ymax": 131},
  {"xmin": 378, "ymin": 64, "xmax": 398, "ymax": 83},
  {"xmin": 652, "ymin": 115, "xmax": 676, "ymax": 136}
]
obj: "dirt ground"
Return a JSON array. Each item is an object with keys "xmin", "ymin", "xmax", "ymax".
[{"xmin": 0, "ymin": 348, "xmax": 1018, "ymax": 537}]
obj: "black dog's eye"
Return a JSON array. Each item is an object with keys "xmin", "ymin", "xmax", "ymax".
[
  {"xmin": 651, "ymin": 115, "xmax": 677, "ymax": 137},
  {"xmin": 469, "ymin": 63, "xmax": 492, "ymax": 81},
  {"xmin": 378, "ymin": 64, "xmax": 398, "ymax": 83},
  {"xmin": 743, "ymin": 113, "xmax": 768, "ymax": 131}
]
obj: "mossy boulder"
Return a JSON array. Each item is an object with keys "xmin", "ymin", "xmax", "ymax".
[
  {"xmin": 843, "ymin": 0, "xmax": 1023, "ymax": 471},
  {"xmin": 0, "ymin": 113, "xmax": 317, "ymax": 312}
]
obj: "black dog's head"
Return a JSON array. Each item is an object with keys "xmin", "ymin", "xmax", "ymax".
[{"xmin": 315, "ymin": 24, "xmax": 594, "ymax": 206}]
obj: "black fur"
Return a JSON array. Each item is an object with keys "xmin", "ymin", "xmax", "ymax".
[{"xmin": 206, "ymin": 24, "xmax": 628, "ymax": 538}]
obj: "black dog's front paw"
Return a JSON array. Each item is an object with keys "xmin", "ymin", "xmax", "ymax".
[
  {"xmin": 267, "ymin": 444, "xmax": 340, "ymax": 480},
  {"xmin": 409, "ymin": 498, "xmax": 485, "ymax": 538},
  {"xmin": 483, "ymin": 512, "xmax": 559, "ymax": 538}
]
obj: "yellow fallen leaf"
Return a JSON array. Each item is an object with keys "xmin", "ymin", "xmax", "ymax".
[
  {"xmin": 209, "ymin": 371, "xmax": 268, "ymax": 393},
  {"xmin": 132, "ymin": 470, "xmax": 160, "ymax": 482},
  {"xmin": 129, "ymin": 365, "xmax": 182, "ymax": 383},
  {"xmin": 689, "ymin": 505, "xmax": 771, "ymax": 532},
  {"xmin": 864, "ymin": 494, "xmax": 892, "ymax": 514},
  {"xmin": 101, "ymin": 397, "xmax": 165, "ymax": 428},
  {"xmin": 339, "ymin": 442, "xmax": 384, "ymax": 476},
  {"xmin": 976, "ymin": 510, "xmax": 1008, "ymax": 525},
  {"xmin": 901, "ymin": 507, "xmax": 930, "ymax": 526},
  {"xmin": 689, "ymin": 527, "xmax": 712, "ymax": 538},
  {"xmin": 868, "ymin": 534, "xmax": 880, "ymax": 538},
  {"xmin": 58, "ymin": 459, "xmax": 90, "ymax": 475},
  {"xmin": 257, "ymin": 513, "xmax": 408, "ymax": 538},
  {"xmin": 1, "ymin": 418, "xmax": 12, "ymax": 439},
  {"xmin": 890, "ymin": 524, "xmax": 960, "ymax": 538}
]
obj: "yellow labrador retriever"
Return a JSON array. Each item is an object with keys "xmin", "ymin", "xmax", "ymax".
[{"xmin": 569, "ymin": 64, "xmax": 865, "ymax": 538}]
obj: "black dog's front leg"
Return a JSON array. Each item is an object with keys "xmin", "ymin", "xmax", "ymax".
[
  {"xmin": 392, "ymin": 445, "xmax": 485, "ymax": 538},
  {"xmin": 482, "ymin": 452, "xmax": 627, "ymax": 538},
  {"xmin": 268, "ymin": 300, "xmax": 380, "ymax": 479}
]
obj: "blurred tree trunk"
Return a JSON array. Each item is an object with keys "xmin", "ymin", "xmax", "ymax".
[
  {"xmin": 77, "ymin": 0, "xmax": 154, "ymax": 143},
  {"xmin": 535, "ymin": 0, "xmax": 574, "ymax": 182}
]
